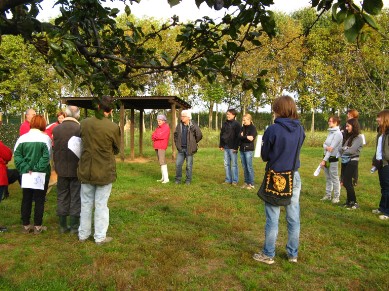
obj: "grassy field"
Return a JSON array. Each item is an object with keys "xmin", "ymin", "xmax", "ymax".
[{"xmin": 0, "ymin": 131, "xmax": 388, "ymax": 290}]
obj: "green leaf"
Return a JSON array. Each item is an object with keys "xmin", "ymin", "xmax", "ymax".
[
  {"xmin": 344, "ymin": 14, "xmax": 356, "ymax": 30},
  {"xmin": 109, "ymin": 8, "xmax": 120, "ymax": 16},
  {"xmin": 124, "ymin": 5, "xmax": 131, "ymax": 16},
  {"xmin": 49, "ymin": 42, "xmax": 61, "ymax": 51},
  {"xmin": 336, "ymin": 10, "xmax": 347, "ymax": 24},
  {"xmin": 168, "ymin": 0, "xmax": 181, "ymax": 7},
  {"xmin": 344, "ymin": 28, "xmax": 358, "ymax": 42},
  {"xmin": 344, "ymin": 14, "xmax": 365, "ymax": 42},
  {"xmin": 362, "ymin": 0, "xmax": 383, "ymax": 16},
  {"xmin": 332, "ymin": 3, "xmax": 339, "ymax": 22},
  {"xmin": 251, "ymin": 39, "xmax": 261, "ymax": 46},
  {"xmin": 363, "ymin": 13, "xmax": 379, "ymax": 29},
  {"xmin": 311, "ymin": 0, "xmax": 320, "ymax": 7}
]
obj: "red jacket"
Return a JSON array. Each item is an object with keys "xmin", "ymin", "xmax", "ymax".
[
  {"xmin": 152, "ymin": 123, "xmax": 170, "ymax": 150},
  {"xmin": 45, "ymin": 121, "xmax": 59, "ymax": 140},
  {"xmin": 19, "ymin": 120, "xmax": 30, "ymax": 136},
  {"xmin": 0, "ymin": 141, "xmax": 12, "ymax": 186}
]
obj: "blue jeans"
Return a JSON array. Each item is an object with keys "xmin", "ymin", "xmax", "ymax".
[
  {"xmin": 240, "ymin": 151, "xmax": 254, "ymax": 185},
  {"xmin": 224, "ymin": 149, "xmax": 238, "ymax": 183},
  {"xmin": 175, "ymin": 149, "xmax": 193, "ymax": 183},
  {"xmin": 378, "ymin": 165, "xmax": 389, "ymax": 216},
  {"xmin": 263, "ymin": 171, "xmax": 301, "ymax": 258},
  {"xmin": 79, "ymin": 183, "xmax": 112, "ymax": 243}
]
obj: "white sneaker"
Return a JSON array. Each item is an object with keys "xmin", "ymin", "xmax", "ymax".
[
  {"xmin": 320, "ymin": 196, "xmax": 331, "ymax": 201},
  {"xmin": 253, "ymin": 252, "xmax": 275, "ymax": 265},
  {"xmin": 372, "ymin": 209, "xmax": 382, "ymax": 214},
  {"xmin": 332, "ymin": 198, "xmax": 340, "ymax": 204},
  {"xmin": 96, "ymin": 237, "xmax": 113, "ymax": 245},
  {"xmin": 379, "ymin": 215, "xmax": 389, "ymax": 220},
  {"xmin": 288, "ymin": 257, "xmax": 298, "ymax": 263}
]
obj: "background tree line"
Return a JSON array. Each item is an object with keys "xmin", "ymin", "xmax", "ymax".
[{"xmin": 0, "ymin": 4, "xmax": 387, "ymax": 131}]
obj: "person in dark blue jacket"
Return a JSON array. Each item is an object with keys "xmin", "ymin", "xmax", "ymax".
[
  {"xmin": 253, "ymin": 95, "xmax": 305, "ymax": 265},
  {"xmin": 219, "ymin": 108, "xmax": 241, "ymax": 185}
]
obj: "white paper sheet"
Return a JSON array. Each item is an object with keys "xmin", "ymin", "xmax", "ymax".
[
  {"xmin": 254, "ymin": 135, "xmax": 262, "ymax": 158},
  {"xmin": 22, "ymin": 172, "xmax": 46, "ymax": 190},
  {"xmin": 361, "ymin": 134, "xmax": 366, "ymax": 145},
  {"xmin": 68, "ymin": 136, "xmax": 82, "ymax": 159},
  {"xmin": 313, "ymin": 164, "xmax": 322, "ymax": 176}
]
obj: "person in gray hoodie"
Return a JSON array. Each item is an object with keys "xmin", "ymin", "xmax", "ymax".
[
  {"xmin": 339, "ymin": 118, "xmax": 363, "ymax": 209},
  {"xmin": 320, "ymin": 116, "xmax": 343, "ymax": 203}
]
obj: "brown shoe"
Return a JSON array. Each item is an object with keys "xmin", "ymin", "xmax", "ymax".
[
  {"xmin": 96, "ymin": 237, "xmax": 113, "ymax": 245},
  {"xmin": 22, "ymin": 225, "xmax": 33, "ymax": 234},
  {"xmin": 33, "ymin": 225, "xmax": 47, "ymax": 235}
]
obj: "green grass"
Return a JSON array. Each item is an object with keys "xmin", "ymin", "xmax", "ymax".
[{"xmin": 1, "ymin": 136, "xmax": 388, "ymax": 290}]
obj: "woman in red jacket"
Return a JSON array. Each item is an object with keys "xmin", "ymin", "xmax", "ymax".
[
  {"xmin": 152, "ymin": 114, "xmax": 170, "ymax": 183},
  {"xmin": 0, "ymin": 140, "xmax": 13, "ymax": 232},
  {"xmin": 45, "ymin": 111, "xmax": 66, "ymax": 141}
]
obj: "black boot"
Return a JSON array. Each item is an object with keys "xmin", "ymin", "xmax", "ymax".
[
  {"xmin": 3, "ymin": 186, "xmax": 9, "ymax": 200},
  {"xmin": 58, "ymin": 216, "xmax": 70, "ymax": 233},
  {"xmin": 69, "ymin": 216, "xmax": 80, "ymax": 234}
]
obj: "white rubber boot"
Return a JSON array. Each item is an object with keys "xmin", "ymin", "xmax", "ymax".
[
  {"xmin": 157, "ymin": 166, "xmax": 164, "ymax": 182},
  {"xmin": 161, "ymin": 164, "xmax": 169, "ymax": 183}
]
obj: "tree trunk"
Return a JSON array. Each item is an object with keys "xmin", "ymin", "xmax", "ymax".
[
  {"xmin": 311, "ymin": 108, "xmax": 315, "ymax": 133},
  {"xmin": 215, "ymin": 103, "xmax": 218, "ymax": 131},
  {"xmin": 208, "ymin": 101, "xmax": 214, "ymax": 129}
]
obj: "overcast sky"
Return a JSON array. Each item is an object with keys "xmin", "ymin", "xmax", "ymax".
[{"xmin": 38, "ymin": 0, "xmax": 389, "ymax": 22}]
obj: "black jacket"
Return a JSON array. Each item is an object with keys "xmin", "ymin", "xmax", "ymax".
[
  {"xmin": 174, "ymin": 121, "xmax": 203, "ymax": 156},
  {"xmin": 239, "ymin": 123, "xmax": 257, "ymax": 152},
  {"xmin": 219, "ymin": 119, "xmax": 241, "ymax": 150}
]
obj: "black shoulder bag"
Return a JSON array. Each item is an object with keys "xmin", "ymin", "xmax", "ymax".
[{"xmin": 257, "ymin": 127, "xmax": 302, "ymax": 206}]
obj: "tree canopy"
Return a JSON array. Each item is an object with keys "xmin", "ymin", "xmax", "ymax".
[{"xmin": 0, "ymin": 0, "xmax": 386, "ymax": 98}]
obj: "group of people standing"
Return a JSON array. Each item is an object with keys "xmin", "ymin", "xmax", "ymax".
[
  {"xmin": 219, "ymin": 109, "xmax": 258, "ymax": 189},
  {"xmin": 1, "ymin": 95, "xmax": 389, "ymax": 265},
  {"xmin": 320, "ymin": 110, "xmax": 363, "ymax": 209},
  {"xmin": 0, "ymin": 97, "xmax": 120, "ymax": 244},
  {"xmin": 152, "ymin": 110, "xmax": 203, "ymax": 185},
  {"xmin": 151, "ymin": 108, "xmax": 258, "ymax": 190},
  {"xmin": 320, "ymin": 108, "xmax": 389, "ymax": 219}
]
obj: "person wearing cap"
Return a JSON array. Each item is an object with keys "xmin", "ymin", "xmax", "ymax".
[
  {"xmin": 152, "ymin": 114, "xmax": 171, "ymax": 183},
  {"xmin": 174, "ymin": 110, "xmax": 203, "ymax": 185}
]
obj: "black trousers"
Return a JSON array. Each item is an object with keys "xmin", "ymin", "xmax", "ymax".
[
  {"xmin": 7, "ymin": 169, "xmax": 21, "ymax": 185},
  {"xmin": 21, "ymin": 180, "xmax": 49, "ymax": 226},
  {"xmin": 56, "ymin": 176, "xmax": 81, "ymax": 216},
  {"xmin": 341, "ymin": 160, "xmax": 358, "ymax": 203}
]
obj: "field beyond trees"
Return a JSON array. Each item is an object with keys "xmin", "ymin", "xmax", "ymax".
[{"xmin": 0, "ymin": 132, "xmax": 388, "ymax": 290}]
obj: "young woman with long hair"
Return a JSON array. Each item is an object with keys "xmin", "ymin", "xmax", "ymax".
[
  {"xmin": 372, "ymin": 109, "xmax": 389, "ymax": 220},
  {"xmin": 253, "ymin": 96, "xmax": 305, "ymax": 264},
  {"xmin": 339, "ymin": 118, "xmax": 363, "ymax": 209}
]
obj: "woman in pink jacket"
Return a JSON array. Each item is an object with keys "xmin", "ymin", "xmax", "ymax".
[
  {"xmin": 0, "ymin": 141, "xmax": 13, "ymax": 232},
  {"xmin": 152, "ymin": 114, "xmax": 170, "ymax": 183}
]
